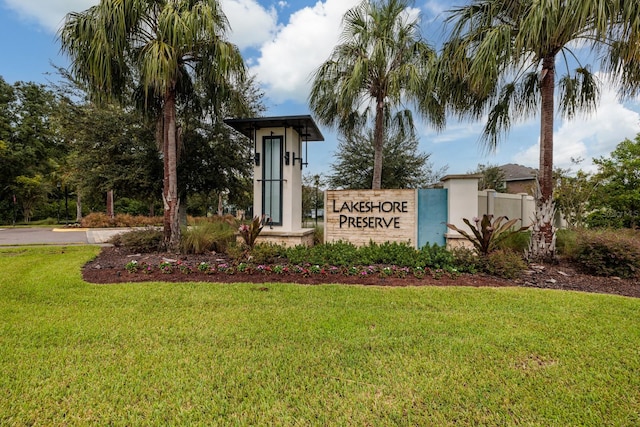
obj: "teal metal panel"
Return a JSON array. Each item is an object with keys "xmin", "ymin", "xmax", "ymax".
[{"xmin": 417, "ymin": 189, "xmax": 448, "ymax": 247}]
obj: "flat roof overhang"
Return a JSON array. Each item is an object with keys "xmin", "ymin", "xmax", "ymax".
[{"xmin": 224, "ymin": 115, "xmax": 324, "ymax": 142}]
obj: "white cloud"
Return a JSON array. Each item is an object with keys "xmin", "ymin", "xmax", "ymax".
[
  {"xmin": 222, "ymin": 0, "xmax": 278, "ymax": 50},
  {"xmin": 422, "ymin": 0, "xmax": 449, "ymax": 20},
  {"xmin": 3, "ymin": 0, "xmax": 277, "ymax": 50},
  {"xmin": 248, "ymin": 0, "xmax": 361, "ymax": 104},
  {"xmin": 423, "ymin": 120, "xmax": 484, "ymax": 145},
  {"xmin": 513, "ymin": 80, "xmax": 640, "ymax": 172},
  {"xmin": 2, "ymin": 0, "xmax": 98, "ymax": 32}
]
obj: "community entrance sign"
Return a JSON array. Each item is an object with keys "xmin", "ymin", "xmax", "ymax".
[
  {"xmin": 325, "ymin": 189, "xmax": 417, "ymax": 245},
  {"xmin": 325, "ymin": 175, "xmax": 481, "ymax": 248}
]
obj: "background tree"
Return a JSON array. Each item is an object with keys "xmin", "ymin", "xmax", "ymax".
[
  {"xmin": 473, "ymin": 164, "xmax": 506, "ymax": 192},
  {"xmin": 302, "ymin": 173, "xmax": 325, "ymax": 225},
  {"xmin": 0, "ymin": 79, "xmax": 65, "ymax": 223},
  {"xmin": 553, "ymin": 159, "xmax": 596, "ymax": 229},
  {"xmin": 309, "ymin": 0, "xmax": 443, "ymax": 190},
  {"xmin": 441, "ymin": 0, "xmax": 640, "ymax": 261},
  {"xmin": 589, "ymin": 135, "xmax": 640, "ymax": 229},
  {"xmin": 62, "ymin": 102, "xmax": 163, "ymax": 215},
  {"xmin": 180, "ymin": 75, "xmax": 265, "ymax": 217},
  {"xmin": 328, "ymin": 127, "xmax": 444, "ymax": 189},
  {"xmin": 60, "ymin": 0, "xmax": 247, "ymax": 251}
]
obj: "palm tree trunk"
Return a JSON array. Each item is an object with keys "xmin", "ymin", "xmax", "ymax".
[
  {"xmin": 106, "ymin": 190, "xmax": 114, "ymax": 219},
  {"xmin": 529, "ymin": 55, "xmax": 556, "ymax": 262},
  {"xmin": 162, "ymin": 87, "xmax": 181, "ymax": 252},
  {"xmin": 372, "ymin": 97, "xmax": 385, "ymax": 190},
  {"xmin": 539, "ymin": 56, "xmax": 555, "ymax": 204}
]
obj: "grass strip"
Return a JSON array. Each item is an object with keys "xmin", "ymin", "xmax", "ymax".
[{"xmin": 1, "ymin": 246, "xmax": 639, "ymax": 425}]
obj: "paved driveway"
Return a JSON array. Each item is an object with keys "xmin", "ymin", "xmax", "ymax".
[{"xmin": 0, "ymin": 227, "xmax": 129, "ymax": 246}]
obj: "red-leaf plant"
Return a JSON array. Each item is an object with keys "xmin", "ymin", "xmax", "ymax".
[{"xmin": 447, "ymin": 214, "xmax": 529, "ymax": 256}]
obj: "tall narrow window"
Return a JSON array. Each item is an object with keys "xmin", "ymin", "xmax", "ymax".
[{"xmin": 263, "ymin": 136, "xmax": 283, "ymax": 225}]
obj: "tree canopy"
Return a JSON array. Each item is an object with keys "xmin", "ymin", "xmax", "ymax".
[
  {"xmin": 440, "ymin": 0, "xmax": 640, "ymax": 260},
  {"xmin": 59, "ymin": 0, "xmax": 247, "ymax": 251},
  {"xmin": 0, "ymin": 78, "xmax": 65, "ymax": 223},
  {"xmin": 328, "ymin": 127, "xmax": 444, "ymax": 190},
  {"xmin": 590, "ymin": 134, "xmax": 640, "ymax": 229},
  {"xmin": 309, "ymin": 0, "xmax": 443, "ymax": 190}
]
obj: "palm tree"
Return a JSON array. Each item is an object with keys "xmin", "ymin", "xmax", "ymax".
[
  {"xmin": 308, "ymin": 0, "xmax": 444, "ymax": 190},
  {"xmin": 440, "ymin": 0, "xmax": 640, "ymax": 261},
  {"xmin": 59, "ymin": 0, "xmax": 246, "ymax": 252}
]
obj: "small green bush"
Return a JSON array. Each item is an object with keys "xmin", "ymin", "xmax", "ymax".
[
  {"xmin": 181, "ymin": 221, "xmax": 235, "ymax": 254},
  {"xmin": 285, "ymin": 241, "xmax": 360, "ymax": 266},
  {"xmin": 312, "ymin": 226, "xmax": 324, "ymax": 246},
  {"xmin": 450, "ymin": 247, "xmax": 479, "ymax": 274},
  {"xmin": 417, "ymin": 243, "xmax": 457, "ymax": 270},
  {"xmin": 250, "ymin": 243, "xmax": 287, "ymax": 264},
  {"xmin": 225, "ymin": 242, "xmax": 245, "ymax": 261},
  {"xmin": 109, "ymin": 228, "xmax": 163, "ymax": 253},
  {"xmin": 281, "ymin": 240, "xmax": 460, "ymax": 271},
  {"xmin": 556, "ymin": 229, "xmax": 578, "ymax": 257},
  {"xmin": 497, "ymin": 231, "xmax": 531, "ymax": 254},
  {"xmin": 585, "ymin": 209, "xmax": 624, "ymax": 229},
  {"xmin": 358, "ymin": 241, "xmax": 416, "ymax": 266},
  {"xmin": 480, "ymin": 249, "xmax": 526, "ymax": 279},
  {"xmin": 572, "ymin": 229, "xmax": 640, "ymax": 278}
]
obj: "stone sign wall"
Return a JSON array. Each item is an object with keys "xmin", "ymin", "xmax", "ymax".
[{"xmin": 324, "ymin": 189, "xmax": 416, "ymax": 246}]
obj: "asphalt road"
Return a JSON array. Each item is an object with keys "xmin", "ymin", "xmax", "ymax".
[{"xmin": 0, "ymin": 227, "xmax": 128, "ymax": 246}]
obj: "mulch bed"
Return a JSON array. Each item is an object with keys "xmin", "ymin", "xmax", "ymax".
[{"xmin": 82, "ymin": 246, "xmax": 640, "ymax": 298}]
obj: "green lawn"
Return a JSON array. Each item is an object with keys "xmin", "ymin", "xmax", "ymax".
[{"xmin": 1, "ymin": 246, "xmax": 639, "ymax": 425}]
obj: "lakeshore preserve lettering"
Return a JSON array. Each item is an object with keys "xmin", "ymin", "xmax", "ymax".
[{"xmin": 332, "ymin": 200, "xmax": 408, "ymax": 229}]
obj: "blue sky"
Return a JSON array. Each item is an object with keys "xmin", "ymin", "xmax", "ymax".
[{"xmin": 1, "ymin": 0, "xmax": 639, "ymax": 182}]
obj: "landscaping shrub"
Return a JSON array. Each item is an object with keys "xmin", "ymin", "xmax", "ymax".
[
  {"xmin": 281, "ymin": 241, "xmax": 461, "ymax": 271},
  {"xmin": 314, "ymin": 241, "xmax": 360, "ymax": 266},
  {"xmin": 358, "ymin": 241, "xmax": 416, "ymax": 266},
  {"xmin": 497, "ymin": 231, "xmax": 531, "ymax": 254},
  {"xmin": 188, "ymin": 214, "xmax": 237, "ymax": 226},
  {"xmin": 181, "ymin": 221, "xmax": 235, "ymax": 254},
  {"xmin": 113, "ymin": 214, "xmax": 137, "ymax": 227},
  {"xmin": 122, "ymin": 214, "xmax": 162, "ymax": 227},
  {"xmin": 417, "ymin": 243, "xmax": 457, "ymax": 270},
  {"xmin": 312, "ymin": 226, "xmax": 324, "ymax": 245},
  {"xmin": 238, "ymin": 216, "xmax": 264, "ymax": 250},
  {"xmin": 225, "ymin": 242, "xmax": 245, "ymax": 261},
  {"xmin": 572, "ymin": 229, "xmax": 640, "ymax": 278},
  {"xmin": 284, "ymin": 241, "xmax": 360, "ymax": 266},
  {"xmin": 249, "ymin": 242, "xmax": 287, "ymax": 264},
  {"xmin": 556, "ymin": 229, "xmax": 578, "ymax": 257},
  {"xmin": 450, "ymin": 247, "xmax": 479, "ymax": 273},
  {"xmin": 585, "ymin": 208, "xmax": 624, "ymax": 229},
  {"xmin": 447, "ymin": 214, "xmax": 529, "ymax": 256},
  {"xmin": 81, "ymin": 212, "xmax": 163, "ymax": 227},
  {"xmin": 81, "ymin": 212, "xmax": 114, "ymax": 228},
  {"xmin": 109, "ymin": 228, "xmax": 163, "ymax": 252},
  {"xmin": 480, "ymin": 249, "xmax": 526, "ymax": 279}
]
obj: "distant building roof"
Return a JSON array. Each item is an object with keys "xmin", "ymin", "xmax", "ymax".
[{"xmin": 499, "ymin": 163, "xmax": 538, "ymax": 182}]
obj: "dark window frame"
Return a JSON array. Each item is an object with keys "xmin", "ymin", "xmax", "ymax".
[{"xmin": 262, "ymin": 135, "xmax": 283, "ymax": 226}]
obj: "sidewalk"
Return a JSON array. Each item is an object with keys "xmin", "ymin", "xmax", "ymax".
[
  {"xmin": 0, "ymin": 227, "xmax": 131, "ymax": 246},
  {"xmin": 84, "ymin": 228, "xmax": 129, "ymax": 244}
]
